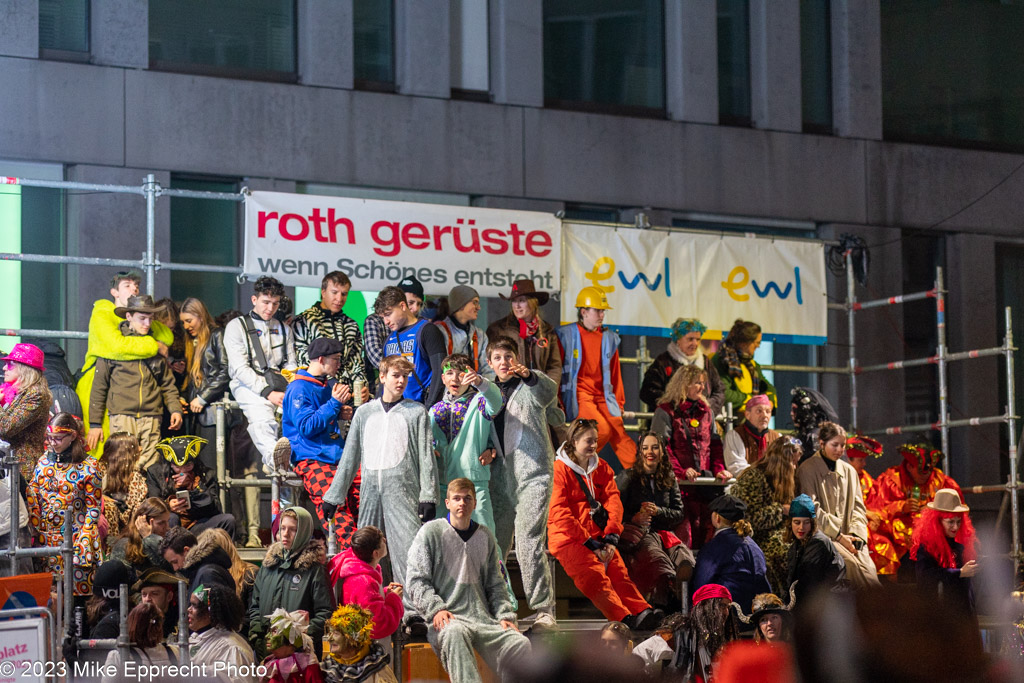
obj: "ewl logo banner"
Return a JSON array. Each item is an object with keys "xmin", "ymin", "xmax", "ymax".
[
  {"xmin": 243, "ymin": 191, "xmax": 561, "ymax": 297},
  {"xmin": 560, "ymin": 223, "xmax": 827, "ymax": 344}
]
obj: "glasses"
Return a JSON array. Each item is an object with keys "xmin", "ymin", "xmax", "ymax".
[
  {"xmin": 784, "ymin": 436, "xmax": 803, "ymax": 447},
  {"xmin": 46, "ymin": 433, "xmax": 73, "ymax": 443},
  {"xmin": 3, "ymin": 361, "xmax": 14, "ymax": 372}
]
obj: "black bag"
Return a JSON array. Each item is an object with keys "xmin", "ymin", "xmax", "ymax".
[
  {"xmin": 240, "ymin": 316, "xmax": 289, "ymax": 392},
  {"xmin": 572, "ymin": 470, "xmax": 610, "ymax": 530}
]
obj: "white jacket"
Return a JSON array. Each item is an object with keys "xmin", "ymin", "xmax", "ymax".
[
  {"xmin": 0, "ymin": 477, "xmax": 28, "ymax": 537},
  {"xmin": 224, "ymin": 312, "xmax": 297, "ymax": 396}
]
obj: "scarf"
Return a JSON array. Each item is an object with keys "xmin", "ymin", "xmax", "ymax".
[
  {"xmin": 0, "ymin": 381, "xmax": 17, "ymax": 407},
  {"xmin": 517, "ymin": 317, "xmax": 540, "ymax": 339},
  {"xmin": 721, "ymin": 343, "xmax": 761, "ymax": 392},
  {"xmin": 666, "ymin": 343, "xmax": 704, "ymax": 369},
  {"xmin": 741, "ymin": 421, "xmax": 771, "ymax": 455},
  {"xmin": 282, "ymin": 506, "xmax": 313, "ymax": 561}
]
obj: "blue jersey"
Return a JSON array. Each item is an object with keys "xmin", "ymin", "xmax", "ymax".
[{"xmin": 384, "ymin": 319, "xmax": 433, "ymax": 403}]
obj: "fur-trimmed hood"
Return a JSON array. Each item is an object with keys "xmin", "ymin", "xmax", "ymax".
[
  {"xmin": 182, "ymin": 533, "xmax": 233, "ymax": 572},
  {"xmin": 262, "ymin": 538, "xmax": 326, "ymax": 571}
]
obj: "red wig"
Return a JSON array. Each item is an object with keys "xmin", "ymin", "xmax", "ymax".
[{"xmin": 909, "ymin": 507, "xmax": 977, "ymax": 569}]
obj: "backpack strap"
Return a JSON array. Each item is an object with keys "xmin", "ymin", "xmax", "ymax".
[{"xmin": 241, "ymin": 315, "xmax": 270, "ymax": 374}]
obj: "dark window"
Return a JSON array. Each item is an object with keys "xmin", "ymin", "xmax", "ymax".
[
  {"xmin": 800, "ymin": 0, "xmax": 832, "ymax": 134},
  {"xmin": 882, "ymin": 1, "xmax": 1024, "ymax": 152},
  {"xmin": 20, "ymin": 188, "xmax": 65, "ymax": 334},
  {"xmin": 169, "ymin": 177, "xmax": 240, "ymax": 318},
  {"xmin": 149, "ymin": 0, "xmax": 297, "ymax": 80},
  {"xmin": 38, "ymin": 0, "xmax": 89, "ymax": 56},
  {"xmin": 543, "ymin": 0, "xmax": 665, "ymax": 115},
  {"xmin": 718, "ymin": 0, "xmax": 751, "ymax": 126},
  {"xmin": 354, "ymin": 0, "xmax": 395, "ymax": 88}
]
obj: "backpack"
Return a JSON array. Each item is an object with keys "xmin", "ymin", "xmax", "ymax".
[{"xmin": 23, "ymin": 338, "xmax": 84, "ymax": 418}]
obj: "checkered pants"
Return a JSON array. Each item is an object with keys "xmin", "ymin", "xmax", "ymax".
[{"xmin": 293, "ymin": 459, "xmax": 360, "ymax": 547}]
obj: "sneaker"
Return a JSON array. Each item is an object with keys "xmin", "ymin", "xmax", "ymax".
[
  {"xmin": 244, "ymin": 529, "xmax": 262, "ymax": 548},
  {"xmin": 272, "ymin": 437, "xmax": 292, "ymax": 473},
  {"xmin": 404, "ymin": 615, "xmax": 428, "ymax": 638},
  {"xmin": 530, "ymin": 611, "xmax": 558, "ymax": 633}
]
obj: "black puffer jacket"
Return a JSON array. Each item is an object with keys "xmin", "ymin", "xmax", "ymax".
[{"xmin": 180, "ymin": 532, "xmax": 236, "ymax": 594}]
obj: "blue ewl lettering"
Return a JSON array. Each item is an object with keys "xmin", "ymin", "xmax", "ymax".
[{"xmin": 617, "ymin": 258, "xmax": 671, "ymax": 297}]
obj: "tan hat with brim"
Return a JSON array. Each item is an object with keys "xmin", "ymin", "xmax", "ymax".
[
  {"xmin": 114, "ymin": 294, "xmax": 162, "ymax": 317},
  {"xmin": 927, "ymin": 488, "xmax": 969, "ymax": 513}
]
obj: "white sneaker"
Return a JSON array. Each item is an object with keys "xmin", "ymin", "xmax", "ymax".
[
  {"xmin": 530, "ymin": 611, "xmax": 558, "ymax": 633},
  {"xmin": 272, "ymin": 437, "xmax": 292, "ymax": 473}
]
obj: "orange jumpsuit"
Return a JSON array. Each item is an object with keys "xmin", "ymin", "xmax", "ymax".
[
  {"xmin": 548, "ymin": 454, "xmax": 650, "ymax": 621},
  {"xmin": 575, "ymin": 326, "xmax": 636, "ymax": 468},
  {"xmin": 867, "ymin": 466, "xmax": 962, "ymax": 575}
]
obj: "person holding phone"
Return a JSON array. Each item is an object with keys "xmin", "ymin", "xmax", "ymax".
[{"xmin": 146, "ymin": 435, "xmax": 235, "ymax": 536}]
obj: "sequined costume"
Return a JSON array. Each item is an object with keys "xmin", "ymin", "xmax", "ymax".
[{"xmin": 868, "ymin": 461, "xmax": 961, "ymax": 576}]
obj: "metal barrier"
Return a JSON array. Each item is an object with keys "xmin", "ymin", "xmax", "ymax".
[{"xmin": 1, "ymin": 174, "xmax": 1019, "ymax": 572}]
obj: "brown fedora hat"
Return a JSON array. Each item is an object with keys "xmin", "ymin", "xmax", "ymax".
[
  {"xmin": 927, "ymin": 488, "xmax": 969, "ymax": 513},
  {"xmin": 114, "ymin": 294, "xmax": 162, "ymax": 317},
  {"xmin": 498, "ymin": 279, "xmax": 549, "ymax": 305}
]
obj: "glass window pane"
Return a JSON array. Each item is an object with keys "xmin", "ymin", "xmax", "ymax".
[
  {"xmin": 149, "ymin": 0, "xmax": 296, "ymax": 76},
  {"xmin": 882, "ymin": 1, "xmax": 1024, "ymax": 150},
  {"xmin": 169, "ymin": 178, "xmax": 240, "ymax": 319},
  {"xmin": 354, "ymin": 0, "xmax": 395, "ymax": 85},
  {"xmin": 717, "ymin": 0, "xmax": 751, "ymax": 125},
  {"xmin": 800, "ymin": 0, "xmax": 832, "ymax": 133},
  {"xmin": 38, "ymin": 0, "xmax": 89, "ymax": 53},
  {"xmin": 543, "ymin": 0, "xmax": 665, "ymax": 111},
  {"xmin": 451, "ymin": 0, "xmax": 488, "ymax": 92}
]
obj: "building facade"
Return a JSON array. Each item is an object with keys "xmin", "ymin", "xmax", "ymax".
[{"xmin": 1, "ymin": 0, "xmax": 1021, "ymax": 513}]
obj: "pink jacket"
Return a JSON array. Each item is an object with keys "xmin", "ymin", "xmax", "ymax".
[{"xmin": 327, "ymin": 547, "xmax": 403, "ymax": 639}]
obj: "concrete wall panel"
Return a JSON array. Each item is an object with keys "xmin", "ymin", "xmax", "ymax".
[
  {"xmin": 0, "ymin": 0, "xmax": 37, "ymax": 58},
  {"xmin": 0, "ymin": 58, "xmax": 124, "ymax": 166}
]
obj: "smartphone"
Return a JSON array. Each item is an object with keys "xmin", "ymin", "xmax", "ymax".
[{"xmin": 175, "ymin": 490, "xmax": 191, "ymax": 510}]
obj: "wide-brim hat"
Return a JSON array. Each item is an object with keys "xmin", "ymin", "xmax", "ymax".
[
  {"xmin": 1, "ymin": 343, "xmax": 45, "ymax": 372},
  {"xmin": 499, "ymin": 279, "xmax": 550, "ymax": 305},
  {"xmin": 927, "ymin": 488, "xmax": 969, "ymax": 513},
  {"xmin": 114, "ymin": 294, "xmax": 161, "ymax": 317},
  {"xmin": 133, "ymin": 567, "xmax": 183, "ymax": 592}
]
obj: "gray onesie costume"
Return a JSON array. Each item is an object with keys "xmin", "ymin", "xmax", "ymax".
[
  {"xmin": 489, "ymin": 371, "xmax": 558, "ymax": 612},
  {"xmin": 323, "ymin": 398, "xmax": 437, "ymax": 610},
  {"xmin": 407, "ymin": 518, "xmax": 530, "ymax": 683}
]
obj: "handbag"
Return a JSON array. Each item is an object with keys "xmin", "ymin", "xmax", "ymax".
[
  {"xmin": 571, "ymin": 470, "xmax": 610, "ymax": 530},
  {"xmin": 240, "ymin": 316, "xmax": 289, "ymax": 393}
]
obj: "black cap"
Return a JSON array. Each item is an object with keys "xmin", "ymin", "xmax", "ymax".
[
  {"xmin": 307, "ymin": 337, "xmax": 345, "ymax": 360},
  {"xmin": 397, "ymin": 275, "xmax": 424, "ymax": 300},
  {"xmin": 93, "ymin": 560, "xmax": 133, "ymax": 600},
  {"xmin": 709, "ymin": 495, "xmax": 748, "ymax": 523}
]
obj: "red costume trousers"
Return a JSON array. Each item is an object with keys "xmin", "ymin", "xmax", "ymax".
[
  {"xmin": 553, "ymin": 542, "xmax": 651, "ymax": 621},
  {"xmin": 577, "ymin": 392, "xmax": 636, "ymax": 469},
  {"xmin": 294, "ymin": 459, "xmax": 360, "ymax": 547}
]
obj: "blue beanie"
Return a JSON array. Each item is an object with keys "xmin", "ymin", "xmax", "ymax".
[{"xmin": 789, "ymin": 494, "xmax": 816, "ymax": 519}]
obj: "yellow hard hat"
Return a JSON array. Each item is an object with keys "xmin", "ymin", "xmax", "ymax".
[{"xmin": 575, "ymin": 286, "xmax": 612, "ymax": 310}]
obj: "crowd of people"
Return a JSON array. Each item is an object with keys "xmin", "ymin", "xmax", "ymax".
[{"xmin": 0, "ymin": 267, "xmax": 1020, "ymax": 682}]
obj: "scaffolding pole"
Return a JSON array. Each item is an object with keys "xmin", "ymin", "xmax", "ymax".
[
  {"xmin": 847, "ymin": 251, "xmax": 858, "ymax": 430},
  {"xmin": 1006, "ymin": 306, "xmax": 1020, "ymax": 568},
  {"xmin": 936, "ymin": 268, "xmax": 950, "ymax": 471}
]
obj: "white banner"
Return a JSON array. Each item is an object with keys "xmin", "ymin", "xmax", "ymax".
[
  {"xmin": 560, "ymin": 223, "xmax": 827, "ymax": 344},
  {"xmin": 243, "ymin": 191, "xmax": 561, "ymax": 297}
]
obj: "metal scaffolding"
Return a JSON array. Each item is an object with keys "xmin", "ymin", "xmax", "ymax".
[{"xmin": 1, "ymin": 174, "xmax": 1020, "ymax": 574}]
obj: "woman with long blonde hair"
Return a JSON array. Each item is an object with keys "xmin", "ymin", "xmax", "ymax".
[
  {"xmin": 100, "ymin": 432, "xmax": 148, "ymax": 550},
  {"xmin": 730, "ymin": 436, "xmax": 802, "ymax": 598},
  {"xmin": 199, "ymin": 527, "xmax": 257, "ymax": 602},
  {"xmin": 179, "ymin": 297, "xmax": 228, "ymax": 470}
]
